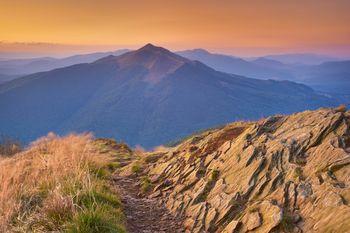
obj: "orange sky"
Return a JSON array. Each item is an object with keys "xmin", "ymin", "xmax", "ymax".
[{"xmin": 1, "ymin": 0, "xmax": 350, "ymax": 57}]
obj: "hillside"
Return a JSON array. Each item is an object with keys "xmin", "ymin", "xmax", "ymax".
[
  {"xmin": 0, "ymin": 134, "xmax": 128, "ymax": 232},
  {"xmin": 118, "ymin": 107, "xmax": 350, "ymax": 232},
  {"xmin": 0, "ymin": 44, "xmax": 337, "ymax": 148},
  {"xmin": 0, "ymin": 73, "xmax": 19, "ymax": 84},
  {"xmin": 1, "ymin": 107, "xmax": 350, "ymax": 232}
]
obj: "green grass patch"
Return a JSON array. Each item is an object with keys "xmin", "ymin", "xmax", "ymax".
[
  {"xmin": 211, "ymin": 169, "xmax": 220, "ymax": 181},
  {"xmin": 76, "ymin": 184, "xmax": 121, "ymax": 210},
  {"xmin": 293, "ymin": 167, "xmax": 305, "ymax": 180},
  {"xmin": 107, "ymin": 162, "xmax": 120, "ymax": 170},
  {"xmin": 131, "ymin": 162, "xmax": 142, "ymax": 174},
  {"xmin": 193, "ymin": 170, "xmax": 220, "ymax": 204},
  {"xmin": 140, "ymin": 176, "xmax": 153, "ymax": 193},
  {"xmin": 280, "ymin": 212, "xmax": 295, "ymax": 232},
  {"xmin": 66, "ymin": 205, "xmax": 126, "ymax": 233},
  {"xmin": 88, "ymin": 162, "xmax": 112, "ymax": 179},
  {"xmin": 32, "ymin": 163, "xmax": 124, "ymax": 232}
]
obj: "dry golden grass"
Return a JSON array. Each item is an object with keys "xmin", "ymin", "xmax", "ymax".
[{"xmin": 0, "ymin": 133, "xmax": 125, "ymax": 232}]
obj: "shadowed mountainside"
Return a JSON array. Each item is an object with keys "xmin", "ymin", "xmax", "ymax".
[
  {"xmin": 178, "ymin": 49, "xmax": 350, "ymax": 97},
  {"xmin": 177, "ymin": 49, "xmax": 295, "ymax": 80},
  {"xmin": 0, "ymin": 44, "xmax": 338, "ymax": 148},
  {"xmin": 0, "ymin": 73, "xmax": 20, "ymax": 84}
]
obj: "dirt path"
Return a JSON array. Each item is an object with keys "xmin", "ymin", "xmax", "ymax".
[{"xmin": 113, "ymin": 175, "xmax": 185, "ymax": 233}]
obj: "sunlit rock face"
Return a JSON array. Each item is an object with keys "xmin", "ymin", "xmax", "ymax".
[{"xmin": 145, "ymin": 107, "xmax": 350, "ymax": 232}]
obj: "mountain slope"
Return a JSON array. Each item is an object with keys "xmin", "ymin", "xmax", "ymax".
[
  {"xmin": 0, "ymin": 73, "xmax": 19, "ymax": 84},
  {"xmin": 137, "ymin": 107, "xmax": 350, "ymax": 232},
  {"xmin": 0, "ymin": 44, "xmax": 338, "ymax": 148}
]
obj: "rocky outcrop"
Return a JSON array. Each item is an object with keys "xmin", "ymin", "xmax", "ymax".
[{"xmin": 142, "ymin": 107, "xmax": 350, "ymax": 232}]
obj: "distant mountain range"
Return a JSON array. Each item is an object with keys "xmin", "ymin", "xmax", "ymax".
[
  {"xmin": 293, "ymin": 61, "xmax": 350, "ymax": 95},
  {"xmin": 262, "ymin": 53, "xmax": 341, "ymax": 65},
  {"xmin": 0, "ymin": 49, "xmax": 129, "ymax": 75},
  {"xmin": 178, "ymin": 49, "xmax": 350, "ymax": 97},
  {"xmin": 1, "ymin": 47, "xmax": 349, "ymax": 98},
  {"xmin": 0, "ymin": 44, "xmax": 338, "ymax": 148},
  {"xmin": 177, "ymin": 49, "xmax": 295, "ymax": 80}
]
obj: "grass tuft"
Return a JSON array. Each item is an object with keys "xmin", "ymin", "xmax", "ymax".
[
  {"xmin": 66, "ymin": 205, "xmax": 125, "ymax": 233},
  {"xmin": 140, "ymin": 176, "xmax": 153, "ymax": 193},
  {"xmin": 131, "ymin": 162, "xmax": 142, "ymax": 174}
]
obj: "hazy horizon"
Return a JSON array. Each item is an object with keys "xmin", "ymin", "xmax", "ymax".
[
  {"xmin": 1, "ymin": 41, "xmax": 350, "ymax": 60},
  {"xmin": 1, "ymin": 0, "xmax": 350, "ymax": 58}
]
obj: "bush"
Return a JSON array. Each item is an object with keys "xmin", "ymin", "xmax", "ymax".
[{"xmin": 0, "ymin": 136, "xmax": 22, "ymax": 157}]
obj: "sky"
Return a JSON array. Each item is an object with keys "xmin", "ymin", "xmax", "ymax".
[{"xmin": 1, "ymin": 0, "xmax": 350, "ymax": 57}]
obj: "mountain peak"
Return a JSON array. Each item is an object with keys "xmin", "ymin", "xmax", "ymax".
[
  {"xmin": 109, "ymin": 44, "xmax": 189, "ymax": 82},
  {"xmin": 140, "ymin": 43, "xmax": 158, "ymax": 50},
  {"xmin": 190, "ymin": 48, "xmax": 210, "ymax": 54},
  {"xmin": 135, "ymin": 43, "xmax": 179, "ymax": 57},
  {"xmin": 177, "ymin": 48, "xmax": 211, "ymax": 56}
]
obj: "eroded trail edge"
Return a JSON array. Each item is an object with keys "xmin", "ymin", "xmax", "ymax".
[
  {"xmin": 99, "ymin": 138, "xmax": 184, "ymax": 233},
  {"xmin": 113, "ymin": 174, "xmax": 184, "ymax": 233}
]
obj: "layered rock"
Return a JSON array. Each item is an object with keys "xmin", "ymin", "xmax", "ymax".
[{"xmin": 143, "ymin": 107, "xmax": 350, "ymax": 232}]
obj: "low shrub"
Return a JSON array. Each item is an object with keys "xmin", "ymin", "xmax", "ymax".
[{"xmin": 0, "ymin": 136, "xmax": 22, "ymax": 157}]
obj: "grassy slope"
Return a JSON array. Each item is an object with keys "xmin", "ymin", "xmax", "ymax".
[{"xmin": 0, "ymin": 133, "xmax": 129, "ymax": 232}]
